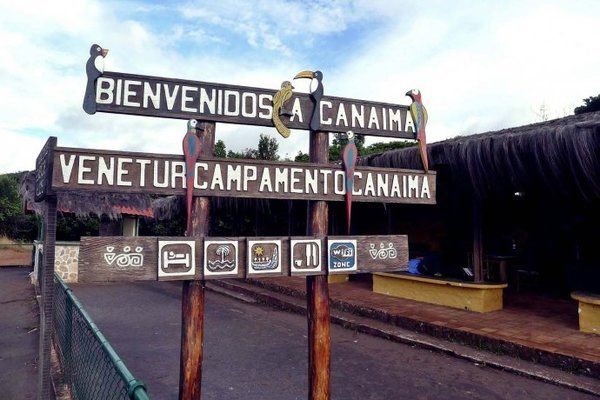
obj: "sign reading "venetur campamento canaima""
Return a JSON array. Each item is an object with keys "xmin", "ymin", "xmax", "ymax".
[{"xmin": 51, "ymin": 146, "xmax": 436, "ymax": 204}]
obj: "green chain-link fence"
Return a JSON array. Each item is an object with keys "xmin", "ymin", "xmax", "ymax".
[{"xmin": 53, "ymin": 274, "xmax": 150, "ymax": 399}]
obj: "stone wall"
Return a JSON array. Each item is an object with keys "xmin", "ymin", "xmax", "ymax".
[{"xmin": 33, "ymin": 241, "xmax": 80, "ymax": 284}]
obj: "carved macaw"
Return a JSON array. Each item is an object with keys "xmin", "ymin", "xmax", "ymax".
[
  {"xmin": 342, "ymin": 131, "xmax": 357, "ymax": 234},
  {"xmin": 272, "ymin": 81, "xmax": 294, "ymax": 138},
  {"xmin": 182, "ymin": 119, "xmax": 201, "ymax": 235},
  {"xmin": 294, "ymin": 70, "xmax": 323, "ymax": 131},
  {"xmin": 406, "ymin": 89, "xmax": 429, "ymax": 172},
  {"xmin": 83, "ymin": 44, "xmax": 109, "ymax": 114}
]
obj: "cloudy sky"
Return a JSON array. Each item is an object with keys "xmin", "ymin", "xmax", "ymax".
[{"xmin": 1, "ymin": 0, "xmax": 599, "ymax": 173}]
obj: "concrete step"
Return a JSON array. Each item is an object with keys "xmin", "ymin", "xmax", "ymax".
[{"xmin": 206, "ymin": 279, "xmax": 600, "ymax": 397}]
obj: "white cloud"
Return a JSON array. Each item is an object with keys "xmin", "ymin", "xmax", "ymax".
[
  {"xmin": 331, "ymin": 1, "xmax": 600, "ymax": 145},
  {"xmin": 0, "ymin": 0, "xmax": 599, "ymax": 173}
]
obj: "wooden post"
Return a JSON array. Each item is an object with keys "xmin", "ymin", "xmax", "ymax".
[
  {"xmin": 38, "ymin": 197, "xmax": 57, "ymax": 400},
  {"xmin": 307, "ymin": 130, "xmax": 331, "ymax": 400},
  {"xmin": 179, "ymin": 121, "xmax": 215, "ymax": 400},
  {"xmin": 472, "ymin": 198, "xmax": 484, "ymax": 282}
]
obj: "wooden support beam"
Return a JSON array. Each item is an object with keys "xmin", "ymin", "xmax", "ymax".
[
  {"xmin": 307, "ymin": 130, "xmax": 331, "ymax": 400},
  {"xmin": 179, "ymin": 121, "xmax": 215, "ymax": 400},
  {"xmin": 38, "ymin": 197, "xmax": 57, "ymax": 400},
  {"xmin": 472, "ymin": 199, "xmax": 484, "ymax": 283}
]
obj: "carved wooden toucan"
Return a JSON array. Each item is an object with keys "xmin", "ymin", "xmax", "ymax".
[
  {"xmin": 406, "ymin": 89, "xmax": 429, "ymax": 172},
  {"xmin": 342, "ymin": 131, "xmax": 357, "ymax": 234},
  {"xmin": 83, "ymin": 44, "xmax": 109, "ymax": 115},
  {"xmin": 182, "ymin": 119, "xmax": 201, "ymax": 235},
  {"xmin": 272, "ymin": 81, "xmax": 294, "ymax": 138},
  {"xmin": 294, "ymin": 70, "xmax": 323, "ymax": 131}
]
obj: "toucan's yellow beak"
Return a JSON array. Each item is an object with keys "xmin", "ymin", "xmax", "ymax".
[
  {"xmin": 294, "ymin": 70, "xmax": 314, "ymax": 79},
  {"xmin": 101, "ymin": 48, "xmax": 109, "ymax": 57}
]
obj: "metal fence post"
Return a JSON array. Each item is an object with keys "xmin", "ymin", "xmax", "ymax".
[
  {"xmin": 38, "ymin": 197, "xmax": 57, "ymax": 400},
  {"xmin": 64, "ymin": 291, "xmax": 73, "ymax": 386}
]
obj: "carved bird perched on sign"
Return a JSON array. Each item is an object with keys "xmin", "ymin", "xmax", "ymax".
[
  {"xmin": 406, "ymin": 89, "xmax": 429, "ymax": 172},
  {"xmin": 182, "ymin": 119, "xmax": 201, "ymax": 235},
  {"xmin": 342, "ymin": 131, "xmax": 358, "ymax": 234},
  {"xmin": 272, "ymin": 81, "xmax": 294, "ymax": 138},
  {"xmin": 294, "ymin": 70, "xmax": 323, "ymax": 131},
  {"xmin": 83, "ymin": 44, "xmax": 109, "ymax": 115}
]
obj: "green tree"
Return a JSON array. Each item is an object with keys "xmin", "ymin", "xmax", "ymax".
[
  {"xmin": 257, "ymin": 134, "xmax": 279, "ymax": 160},
  {"xmin": 227, "ymin": 149, "xmax": 257, "ymax": 159},
  {"xmin": 214, "ymin": 139, "xmax": 227, "ymax": 158},
  {"xmin": 295, "ymin": 151, "xmax": 309, "ymax": 163},
  {"xmin": 329, "ymin": 132, "xmax": 365, "ymax": 162},
  {"xmin": 56, "ymin": 215, "xmax": 99, "ymax": 241},
  {"xmin": 574, "ymin": 94, "xmax": 600, "ymax": 115},
  {"xmin": 361, "ymin": 140, "xmax": 415, "ymax": 156},
  {"xmin": 0, "ymin": 174, "xmax": 21, "ymax": 230},
  {"xmin": 0, "ymin": 172, "xmax": 39, "ymax": 241}
]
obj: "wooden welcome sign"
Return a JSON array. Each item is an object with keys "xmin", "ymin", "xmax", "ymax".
[
  {"xmin": 33, "ymin": 44, "xmax": 439, "ymax": 400},
  {"xmin": 88, "ymin": 71, "xmax": 416, "ymax": 139},
  {"xmin": 77, "ymin": 235, "xmax": 409, "ymax": 283},
  {"xmin": 49, "ymin": 145, "xmax": 436, "ymax": 204}
]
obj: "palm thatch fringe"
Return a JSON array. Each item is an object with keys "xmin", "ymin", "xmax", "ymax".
[
  {"xmin": 359, "ymin": 111, "xmax": 600, "ymax": 201},
  {"xmin": 20, "ymin": 171, "xmax": 153, "ymax": 219},
  {"xmin": 151, "ymin": 194, "xmax": 277, "ymax": 221}
]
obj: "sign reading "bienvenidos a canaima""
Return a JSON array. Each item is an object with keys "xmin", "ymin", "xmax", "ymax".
[
  {"xmin": 91, "ymin": 71, "xmax": 417, "ymax": 139},
  {"xmin": 51, "ymin": 146, "xmax": 436, "ymax": 204}
]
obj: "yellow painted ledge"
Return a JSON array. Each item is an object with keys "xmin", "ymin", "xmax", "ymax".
[
  {"xmin": 571, "ymin": 292, "xmax": 600, "ymax": 335},
  {"xmin": 373, "ymin": 272, "xmax": 507, "ymax": 313},
  {"xmin": 328, "ymin": 274, "xmax": 349, "ymax": 284}
]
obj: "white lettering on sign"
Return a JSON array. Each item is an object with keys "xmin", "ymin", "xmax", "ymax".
[
  {"xmin": 258, "ymin": 94, "xmax": 272, "ymax": 119},
  {"xmin": 53, "ymin": 152, "xmax": 434, "ymax": 203},
  {"xmin": 98, "ymin": 156, "xmax": 114, "ymax": 185},
  {"xmin": 227, "ymin": 165, "xmax": 242, "ymax": 191},
  {"xmin": 181, "ymin": 86, "xmax": 197, "ymax": 112},
  {"xmin": 95, "ymin": 76, "xmax": 415, "ymax": 136},
  {"xmin": 96, "ymin": 77, "xmax": 114, "ymax": 104},
  {"xmin": 143, "ymin": 82, "xmax": 160, "ymax": 109},
  {"xmin": 259, "ymin": 167, "xmax": 273, "ymax": 192},
  {"xmin": 123, "ymin": 80, "xmax": 141, "ymax": 107},
  {"xmin": 243, "ymin": 166, "xmax": 257, "ymax": 191},
  {"xmin": 116, "ymin": 158, "xmax": 132, "ymax": 186},
  {"xmin": 136, "ymin": 159, "xmax": 150, "ymax": 186},
  {"xmin": 60, "ymin": 154, "xmax": 76, "ymax": 183},
  {"xmin": 194, "ymin": 162, "xmax": 208, "ymax": 189},
  {"xmin": 290, "ymin": 98, "xmax": 303, "ymax": 123},
  {"xmin": 320, "ymin": 101, "xmax": 332, "ymax": 125},
  {"xmin": 78, "ymin": 155, "xmax": 95, "ymax": 185}
]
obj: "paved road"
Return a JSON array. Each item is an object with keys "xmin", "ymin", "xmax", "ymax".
[
  {"xmin": 71, "ymin": 281, "xmax": 594, "ymax": 400},
  {"xmin": 0, "ymin": 267, "xmax": 38, "ymax": 400}
]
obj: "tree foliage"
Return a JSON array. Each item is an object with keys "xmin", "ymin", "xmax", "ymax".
[
  {"xmin": 214, "ymin": 139, "xmax": 227, "ymax": 158},
  {"xmin": 295, "ymin": 151, "xmax": 309, "ymax": 163},
  {"xmin": 293, "ymin": 137, "xmax": 415, "ymax": 163},
  {"xmin": 361, "ymin": 140, "xmax": 415, "ymax": 156},
  {"xmin": 0, "ymin": 172, "xmax": 38, "ymax": 241},
  {"xmin": 574, "ymin": 94, "xmax": 600, "ymax": 115},
  {"xmin": 329, "ymin": 133, "xmax": 365, "ymax": 162},
  {"xmin": 257, "ymin": 134, "xmax": 279, "ymax": 160}
]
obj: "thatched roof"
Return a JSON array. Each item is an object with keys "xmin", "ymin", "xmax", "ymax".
[
  {"xmin": 20, "ymin": 171, "xmax": 153, "ymax": 219},
  {"xmin": 359, "ymin": 111, "xmax": 600, "ymax": 202},
  {"xmin": 152, "ymin": 194, "xmax": 277, "ymax": 220}
]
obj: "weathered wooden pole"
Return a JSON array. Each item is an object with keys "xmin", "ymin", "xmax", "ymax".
[
  {"xmin": 307, "ymin": 130, "xmax": 331, "ymax": 400},
  {"xmin": 38, "ymin": 197, "xmax": 57, "ymax": 400},
  {"xmin": 179, "ymin": 121, "xmax": 215, "ymax": 400}
]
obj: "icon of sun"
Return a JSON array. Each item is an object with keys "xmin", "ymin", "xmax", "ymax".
[{"xmin": 254, "ymin": 246, "xmax": 264, "ymax": 257}]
